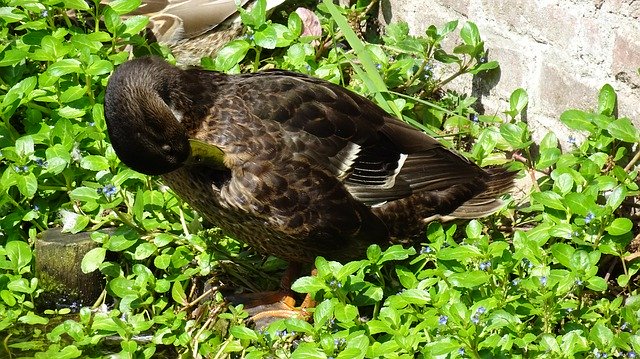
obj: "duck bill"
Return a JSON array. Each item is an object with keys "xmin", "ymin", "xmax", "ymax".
[{"xmin": 184, "ymin": 139, "xmax": 227, "ymax": 170}]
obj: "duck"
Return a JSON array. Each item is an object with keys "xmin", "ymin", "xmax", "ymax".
[
  {"xmin": 106, "ymin": 0, "xmax": 285, "ymax": 65},
  {"xmin": 104, "ymin": 56, "xmax": 515, "ymax": 265}
]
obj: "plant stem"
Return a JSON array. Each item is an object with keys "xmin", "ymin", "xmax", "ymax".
[{"xmin": 623, "ymin": 148, "xmax": 640, "ymax": 172}]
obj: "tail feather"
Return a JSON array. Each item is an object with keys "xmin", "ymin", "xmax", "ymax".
[{"xmin": 448, "ymin": 167, "xmax": 517, "ymax": 219}]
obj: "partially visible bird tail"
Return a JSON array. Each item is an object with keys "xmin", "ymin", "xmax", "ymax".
[{"xmin": 447, "ymin": 166, "xmax": 517, "ymax": 219}]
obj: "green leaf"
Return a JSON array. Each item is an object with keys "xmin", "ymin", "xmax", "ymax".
[
  {"xmin": 60, "ymin": 85, "xmax": 86, "ymax": 103},
  {"xmin": 448, "ymin": 271, "xmax": 489, "ymax": 288},
  {"xmin": 509, "ymin": 88, "xmax": 528, "ymax": 114},
  {"xmin": 69, "ymin": 186, "xmax": 101, "ymax": 202},
  {"xmin": 291, "ymin": 343, "xmax": 325, "ymax": 359},
  {"xmin": 313, "ymin": 299, "xmax": 334, "ymax": 325},
  {"xmin": 47, "ymin": 59, "xmax": 82, "ymax": 77},
  {"xmin": 465, "ymin": 219, "xmax": 482, "ymax": 238},
  {"xmin": 607, "ymin": 118, "xmax": 640, "ymax": 143},
  {"xmin": 16, "ymin": 172, "xmax": 38, "ymax": 198},
  {"xmin": 589, "ymin": 322, "xmax": 613, "ymax": 347},
  {"xmin": 254, "ymin": 24, "xmax": 278, "ymax": 49},
  {"xmin": 438, "ymin": 245, "xmax": 482, "ymax": 260},
  {"xmin": 18, "ymin": 312, "xmax": 49, "ymax": 325},
  {"xmin": 109, "ymin": 277, "xmax": 136, "ymax": 298},
  {"xmin": 1, "ymin": 290, "xmax": 16, "ymax": 307},
  {"xmin": 122, "ymin": 15, "xmax": 149, "ymax": 36},
  {"xmin": 550, "ymin": 243, "xmax": 574, "ymax": 269},
  {"xmin": 85, "ymin": 59, "xmax": 113, "ymax": 76},
  {"xmin": 106, "ymin": 233, "xmax": 137, "ymax": 252},
  {"xmin": 134, "ymin": 242, "xmax": 157, "ymax": 260},
  {"xmin": 240, "ymin": 0, "xmax": 266, "ymax": 26},
  {"xmin": 57, "ymin": 106, "xmax": 86, "ymax": 119},
  {"xmin": 81, "ymin": 247, "xmax": 106, "ymax": 273},
  {"xmin": 171, "ymin": 281, "xmax": 187, "ymax": 305},
  {"xmin": 554, "ymin": 173, "xmax": 574, "ymax": 194},
  {"xmin": 606, "ymin": 186, "xmax": 626, "ymax": 210},
  {"xmin": 64, "ymin": 0, "xmax": 91, "ymax": 10},
  {"xmin": 500, "ymin": 123, "xmax": 527, "ymax": 149},
  {"xmin": 8, "ymin": 278, "xmax": 33, "ymax": 293},
  {"xmin": 230, "ymin": 326, "xmax": 258, "ymax": 341},
  {"xmin": 287, "ymin": 11, "xmax": 303, "ymax": 36},
  {"xmin": 80, "ymin": 155, "xmax": 110, "ymax": 171},
  {"xmin": 531, "ymin": 191, "xmax": 565, "ymax": 211},
  {"xmin": 103, "ymin": 6, "xmax": 123, "ymax": 34},
  {"xmin": 597, "ymin": 84, "xmax": 616, "ymax": 116},
  {"xmin": 460, "ymin": 21, "xmax": 480, "ymax": 46},
  {"xmin": 469, "ymin": 60, "xmax": 499, "ymax": 74},
  {"xmin": 397, "ymin": 289, "xmax": 430, "ymax": 305},
  {"xmin": 107, "ymin": 0, "xmax": 141, "ymax": 14},
  {"xmin": 560, "ymin": 109, "xmax": 596, "ymax": 134},
  {"xmin": 587, "ymin": 276, "xmax": 607, "ymax": 291},
  {"xmin": 5, "ymin": 241, "xmax": 32, "ymax": 272},
  {"xmin": 605, "ymin": 217, "xmax": 632, "ymax": 236},
  {"xmin": 379, "ymin": 244, "xmax": 413, "ymax": 263},
  {"xmin": 214, "ymin": 40, "xmax": 251, "ymax": 71},
  {"xmin": 284, "ymin": 318, "xmax": 314, "ymax": 334},
  {"xmin": 564, "ymin": 192, "xmax": 592, "ymax": 216},
  {"xmin": 15, "ymin": 136, "xmax": 34, "ymax": 157},
  {"xmin": 291, "ymin": 276, "xmax": 327, "ymax": 294}
]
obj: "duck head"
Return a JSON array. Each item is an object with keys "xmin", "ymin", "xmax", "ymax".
[{"xmin": 104, "ymin": 57, "xmax": 193, "ymax": 175}]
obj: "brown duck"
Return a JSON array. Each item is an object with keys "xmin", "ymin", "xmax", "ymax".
[{"xmin": 104, "ymin": 56, "xmax": 514, "ymax": 264}]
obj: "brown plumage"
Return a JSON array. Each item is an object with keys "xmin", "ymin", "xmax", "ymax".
[{"xmin": 104, "ymin": 56, "xmax": 515, "ymax": 264}]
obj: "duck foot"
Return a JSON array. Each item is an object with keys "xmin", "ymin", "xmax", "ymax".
[
  {"xmin": 225, "ymin": 263, "xmax": 316, "ymax": 329},
  {"xmin": 226, "ymin": 290, "xmax": 315, "ymax": 328}
]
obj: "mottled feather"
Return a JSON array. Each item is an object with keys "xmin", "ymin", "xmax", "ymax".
[{"xmin": 104, "ymin": 57, "xmax": 515, "ymax": 263}]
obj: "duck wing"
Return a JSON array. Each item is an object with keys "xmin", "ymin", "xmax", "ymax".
[{"xmin": 226, "ymin": 70, "xmax": 509, "ymax": 213}]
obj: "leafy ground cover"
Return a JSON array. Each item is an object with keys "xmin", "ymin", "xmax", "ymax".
[{"xmin": 0, "ymin": 0, "xmax": 639, "ymax": 357}]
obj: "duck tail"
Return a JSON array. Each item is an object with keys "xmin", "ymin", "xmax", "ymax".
[{"xmin": 447, "ymin": 166, "xmax": 517, "ymax": 219}]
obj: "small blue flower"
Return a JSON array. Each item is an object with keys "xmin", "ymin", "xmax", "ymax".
[
  {"xmin": 566, "ymin": 307, "xmax": 573, "ymax": 313},
  {"xmin": 628, "ymin": 351, "xmax": 636, "ymax": 358},
  {"xmin": 14, "ymin": 165, "xmax": 29, "ymax": 173},
  {"xmin": 34, "ymin": 158, "xmax": 46, "ymax": 167},
  {"xmin": 89, "ymin": 122, "xmax": 95, "ymax": 127},
  {"xmin": 470, "ymin": 114, "xmax": 479, "ymax": 122},
  {"xmin": 476, "ymin": 306, "xmax": 486, "ymax": 315},
  {"xmin": 479, "ymin": 56, "xmax": 487, "ymax": 63},
  {"xmin": 41, "ymin": 10, "xmax": 48, "ymax": 17},
  {"xmin": 621, "ymin": 322, "xmax": 629, "ymax": 331},
  {"xmin": 376, "ymin": 63, "xmax": 382, "ymax": 70},
  {"xmin": 584, "ymin": 212, "xmax": 595, "ymax": 224},
  {"xmin": 438, "ymin": 315, "xmax": 448, "ymax": 325},
  {"xmin": 99, "ymin": 184, "xmax": 117, "ymax": 198},
  {"xmin": 33, "ymin": 204, "xmax": 40, "ymax": 212},
  {"xmin": 567, "ymin": 135, "xmax": 577, "ymax": 145},
  {"xmin": 539, "ymin": 276, "xmax": 547, "ymax": 286},
  {"xmin": 458, "ymin": 347, "xmax": 465, "ymax": 355},
  {"xmin": 334, "ymin": 338, "xmax": 346, "ymax": 347},
  {"xmin": 512, "ymin": 278, "xmax": 521, "ymax": 286},
  {"xmin": 420, "ymin": 245, "xmax": 432, "ymax": 254},
  {"xmin": 479, "ymin": 261, "xmax": 491, "ymax": 271},
  {"xmin": 575, "ymin": 279, "xmax": 583, "ymax": 286},
  {"xmin": 471, "ymin": 314, "xmax": 480, "ymax": 324}
]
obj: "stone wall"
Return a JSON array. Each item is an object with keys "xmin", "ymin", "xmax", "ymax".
[{"xmin": 379, "ymin": 0, "xmax": 640, "ymax": 144}]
